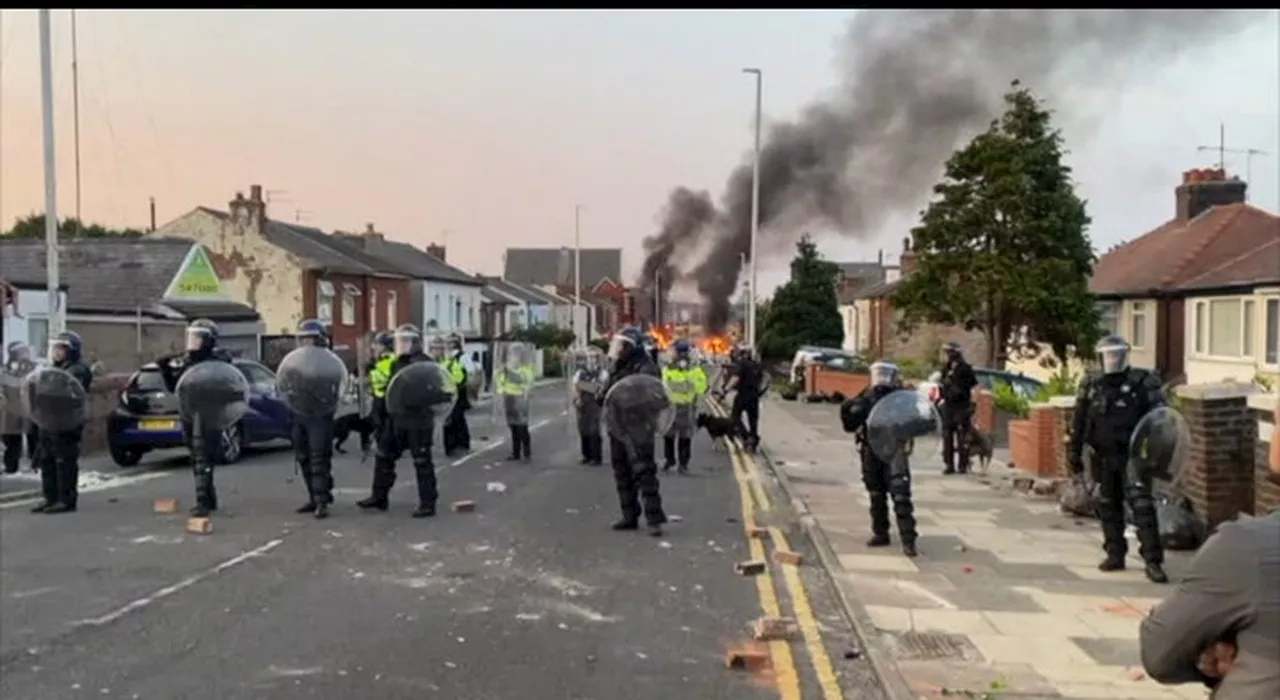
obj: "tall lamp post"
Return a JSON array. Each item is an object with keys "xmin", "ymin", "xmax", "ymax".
[
  {"xmin": 574, "ymin": 204, "xmax": 584, "ymax": 347},
  {"xmin": 742, "ymin": 67, "xmax": 762, "ymax": 349}
]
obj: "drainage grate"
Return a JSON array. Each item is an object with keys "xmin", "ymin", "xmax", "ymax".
[{"xmin": 887, "ymin": 631, "xmax": 977, "ymax": 661}]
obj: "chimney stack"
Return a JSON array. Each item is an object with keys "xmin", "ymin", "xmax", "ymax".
[
  {"xmin": 1176, "ymin": 168, "xmax": 1247, "ymax": 222},
  {"xmin": 426, "ymin": 243, "xmax": 446, "ymax": 262},
  {"xmin": 361, "ymin": 222, "xmax": 384, "ymax": 243},
  {"xmin": 228, "ymin": 184, "xmax": 266, "ymax": 234},
  {"xmin": 898, "ymin": 236, "xmax": 917, "ymax": 276}
]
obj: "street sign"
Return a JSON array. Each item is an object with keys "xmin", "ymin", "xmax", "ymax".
[{"xmin": 164, "ymin": 245, "xmax": 224, "ymax": 300}]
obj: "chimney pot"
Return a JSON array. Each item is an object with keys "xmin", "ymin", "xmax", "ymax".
[
  {"xmin": 902, "ymin": 236, "xmax": 910, "ymax": 252},
  {"xmin": 366, "ymin": 223, "xmax": 376, "ymax": 234},
  {"xmin": 249, "ymin": 185, "xmax": 263, "ymax": 202},
  {"xmin": 1175, "ymin": 168, "xmax": 1247, "ymax": 221}
]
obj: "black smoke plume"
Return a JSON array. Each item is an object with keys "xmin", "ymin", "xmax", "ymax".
[{"xmin": 638, "ymin": 10, "xmax": 1263, "ymax": 332}]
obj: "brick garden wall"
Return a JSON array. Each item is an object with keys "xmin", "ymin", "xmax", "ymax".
[{"xmin": 1250, "ymin": 394, "xmax": 1279, "ymax": 514}]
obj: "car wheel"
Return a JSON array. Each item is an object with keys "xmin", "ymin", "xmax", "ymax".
[
  {"xmin": 110, "ymin": 444, "xmax": 143, "ymax": 468},
  {"xmin": 220, "ymin": 423, "xmax": 244, "ymax": 464}
]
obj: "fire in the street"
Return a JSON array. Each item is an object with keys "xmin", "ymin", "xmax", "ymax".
[
  {"xmin": 650, "ymin": 326, "xmax": 674, "ymax": 350},
  {"xmin": 699, "ymin": 334, "xmax": 732, "ymax": 356}
]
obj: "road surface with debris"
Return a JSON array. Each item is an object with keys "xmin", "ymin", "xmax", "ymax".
[{"xmin": 0, "ymin": 381, "xmax": 882, "ymax": 700}]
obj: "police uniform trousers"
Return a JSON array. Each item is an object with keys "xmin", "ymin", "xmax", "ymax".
[
  {"xmin": 182, "ymin": 419, "xmax": 224, "ymax": 510},
  {"xmin": 37, "ymin": 428, "xmax": 83, "ymax": 508},
  {"xmin": 860, "ymin": 448, "xmax": 917, "ymax": 545},
  {"xmin": 2, "ymin": 427, "xmax": 37, "ymax": 474},
  {"xmin": 662, "ymin": 403, "xmax": 696, "ymax": 469},
  {"xmin": 504, "ymin": 395, "xmax": 532, "ymax": 459},
  {"xmin": 730, "ymin": 391, "xmax": 760, "ymax": 448},
  {"xmin": 371, "ymin": 417, "xmax": 438, "ymax": 507},
  {"xmin": 292, "ymin": 415, "xmax": 335, "ymax": 505},
  {"xmin": 576, "ymin": 398, "xmax": 603, "ymax": 464},
  {"xmin": 941, "ymin": 401, "xmax": 974, "ymax": 473},
  {"xmin": 443, "ymin": 396, "xmax": 471, "ymax": 454},
  {"xmin": 1090, "ymin": 449, "xmax": 1162, "ymax": 565},
  {"xmin": 609, "ymin": 436, "xmax": 666, "ymax": 526}
]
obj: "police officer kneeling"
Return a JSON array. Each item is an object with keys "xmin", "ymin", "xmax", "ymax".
[
  {"xmin": 157, "ymin": 319, "xmax": 233, "ymax": 517},
  {"xmin": 31, "ymin": 332, "xmax": 94, "ymax": 514},
  {"xmin": 357, "ymin": 324, "xmax": 447, "ymax": 518},
  {"xmin": 840, "ymin": 361, "xmax": 919, "ymax": 557},
  {"xmin": 1067, "ymin": 335, "xmax": 1168, "ymax": 584}
]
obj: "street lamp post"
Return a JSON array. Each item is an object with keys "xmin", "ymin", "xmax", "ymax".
[
  {"xmin": 574, "ymin": 204, "xmax": 583, "ymax": 347},
  {"xmin": 742, "ymin": 67, "xmax": 762, "ymax": 349}
]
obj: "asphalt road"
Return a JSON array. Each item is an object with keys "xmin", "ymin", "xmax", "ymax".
[{"xmin": 0, "ymin": 382, "xmax": 883, "ymax": 700}]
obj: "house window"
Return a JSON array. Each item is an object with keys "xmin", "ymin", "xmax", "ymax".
[
  {"xmin": 1194, "ymin": 302, "xmax": 1205, "ymax": 354},
  {"xmin": 454, "ymin": 298, "xmax": 463, "ymax": 328},
  {"xmin": 468, "ymin": 306, "xmax": 475, "ymax": 331},
  {"xmin": 386, "ymin": 290, "xmax": 397, "ymax": 329},
  {"xmin": 1265, "ymin": 298, "xmax": 1279, "ymax": 366},
  {"xmin": 1243, "ymin": 299, "xmax": 1256, "ymax": 358},
  {"xmin": 28, "ymin": 317, "xmax": 50, "ymax": 359},
  {"xmin": 1097, "ymin": 301, "xmax": 1120, "ymax": 335},
  {"xmin": 1129, "ymin": 302, "xmax": 1147, "ymax": 349},
  {"xmin": 341, "ymin": 283, "xmax": 361, "ymax": 327},
  {"xmin": 369, "ymin": 289, "xmax": 378, "ymax": 330},
  {"xmin": 432, "ymin": 294, "xmax": 441, "ymax": 327},
  {"xmin": 1198, "ymin": 298, "xmax": 1245, "ymax": 358},
  {"xmin": 316, "ymin": 280, "xmax": 336, "ymax": 324}
]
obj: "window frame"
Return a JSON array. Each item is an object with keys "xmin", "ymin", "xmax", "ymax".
[
  {"xmin": 1192, "ymin": 296, "xmax": 1256, "ymax": 360},
  {"xmin": 316, "ymin": 280, "xmax": 335, "ymax": 324},
  {"xmin": 1128, "ymin": 301, "xmax": 1148, "ymax": 349},
  {"xmin": 386, "ymin": 290, "xmax": 397, "ymax": 329},
  {"xmin": 1097, "ymin": 300, "xmax": 1120, "ymax": 336},
  {"xmin": 340, "ymin": 283, "xmax": 360, "ymax": 327},
  {"xmin": 1263, "ymin": 296, "xmax": 1279, "ymax": 369},
  {"xmin": 26, "ymin": 316, "xmax": 51, "ymax": 360},
  {"xmin": 368, "ymin": 288, "xmax": 378, "ymax": 331}
]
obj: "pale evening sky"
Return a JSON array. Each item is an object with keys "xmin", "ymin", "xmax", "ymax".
[{"xmin": 0, "ymin": 10, "xmax": 1277, "ymax": 297}]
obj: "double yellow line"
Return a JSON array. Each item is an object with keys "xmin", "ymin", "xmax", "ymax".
[{"xmin": 713, "ymin": 402, "xmax": 845, "ymax": 700}]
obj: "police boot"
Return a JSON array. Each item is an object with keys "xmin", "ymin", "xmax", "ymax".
[
  {"xmin": 191, "ymin": 475, "xmax": 215, "ymax": 517},
  {"xmin": 1097, "ymin": 555, "xmax": 1126, "ymax": 572},
  {"xmin": 661, "ymin": 437, "xmax": 676, "ymax": 472},
  {"xmin": 411, "ymin": 503, "xmax": 436, "ymax": 518},
  {"xmin": 1144, "ymin": 561, "xmax": 1168, "ymax": 584},
  {"xmin": 45, "ymin": 500, "xmax": 76, "ymax": 514},
  {"xmin": 356, "ymin": 495, "xmax": 388, "ymax": 511},
  {"xmin": 901, "ymin": 539, "xmax": 918, "ymax": 558},
  {"xmin": 647, "ymin": 522, "xmax": 663, "ymax": 537},
  {"xmin": 611, "ymin": 517, "xmax": 639, "ymax": 531},
  {"xmin": 313, "ymin": 502, "xmax": 329, "ymax": 519},
  {"xmin": 296, "ymin": 501, "xmax": 317, "ymax": 514},
  {"xmin": 676, "ymin": 438, "xmax": 692, "ymax": 475},
  {"xmin": 579, "ymin": 436, "xmax": 593, "ymax": 465},
  {"xmin": 867, "ymin": 493, "xmax": 891, "ymax": 547},
  {"xmin": 30, "ymin": 501, "xmax": 54, "ymax": 514}
]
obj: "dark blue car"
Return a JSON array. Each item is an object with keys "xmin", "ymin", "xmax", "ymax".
[{"xmin": 106, "ymin": 358, "xmax": 294, "ymax": 467}]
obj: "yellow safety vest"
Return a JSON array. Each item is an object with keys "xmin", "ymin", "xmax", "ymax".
[
  {"xmin": 443, "ymin": 357, "xmax": 466, "ymax": 386},
  {"xmin": 497, "ymin": 365, "xmax": 534, "ymax": 395},
  {"xmin": 663, "ymin": 365, "xmax": 708, "ymax": 405},
  {"xmin": 369, "ymin": 353, "xmax": 395, "ymax": 398}
]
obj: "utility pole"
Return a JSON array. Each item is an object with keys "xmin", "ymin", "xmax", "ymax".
[
  {"xmin": 573, "ymin": 204, "xmax": 583, "ymax": 347},
  {"xmin": 742, "ymin": 67, "xmax": 763, "ymax": 350},
  {"xmin": 149, "ymin": 197, "xmax": 156, "ymax": 231},
  {"xmin": 71, "ymin": 9, "xmax": 82, "ymax": 233},
  {"xmin": 1196, "ymin": 123, "xmax": 1270, "ymax": 201},
  {"xmin": 39, "ymin": 9, "xmax": 65, "ymax": 335}
]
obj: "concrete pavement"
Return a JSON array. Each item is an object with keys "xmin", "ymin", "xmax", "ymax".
[
  {"xmin": 0, "ymin": 381, "xmax": 883, "ymax": 699},
  {"xmin": 758, "ymin": 396, "xmax": 1209, "ymax": 700}
]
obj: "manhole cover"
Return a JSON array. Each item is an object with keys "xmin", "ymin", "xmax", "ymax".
[{"xmin": 887, "ymin": 632, "xmax": 977, "ymax": 661}]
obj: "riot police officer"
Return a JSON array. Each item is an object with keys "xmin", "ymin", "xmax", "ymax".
[
  {"xmin": 1067, "ymin": 335, "xmax": 1168, "ymax": 583},
  {"xmin": 662, "ymin": 339, "xmax": 709, "ymax": 474},
  {"xmin": 839, "ymin": 361, "xmax": 919, "ymax": 557},
  {"xmin": 939, "ymin": 341, "xmax": 978, "ymax": 475},
  {"xmin": 496, "ymin": 345, "xmax": 535, "ymax": 462},
  {"xmin": 440, "ymin": 333, "xmax": 472, "ymax": 456},
  {"xmin": 726, "ymin": 345, "xmax": 764, "ymax": 452},
  {"xmin": 2, "ymin": 341, "xmax": 37, "ymax": 474},
  {"xmin": 158, "ymin": 319, "xmax": 233, "ymax": 517},
  {"xmin": 290, "ymin": 319, "xmax": 337, "ymax": 519},
  {"xmin": 604, "ymin": 326, "xmax": 666, "ymax": 536},
  {"xmin": 357, "ymin": 324, "xmax": 449, "ymax": 518},
  {"xmin": 572, "ymin": 347, "xmax": 606, "ymax": 465},
  {"xmin": 30, "ymin": 332, "xmax": 94, "ymax": 514}
]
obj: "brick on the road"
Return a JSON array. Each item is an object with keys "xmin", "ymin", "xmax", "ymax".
[{"xmin": 760, "ymin": 397, "xmax": 1208, "ymax": 700}]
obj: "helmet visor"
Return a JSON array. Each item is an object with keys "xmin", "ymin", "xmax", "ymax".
[
  {"xmin": 869, "ymin": 362, "xmax": 899, "ymax": 388},
  {"xmin": 393, "ymin": 330, "xmax": 421, "ymax": 356},
  {"xmin": 185, "ymin": 327, "xmax": 212, "ymax": 352},
  {"xmin": 607, "ymin": 335, "xmax": 633, "ymax": 363}
]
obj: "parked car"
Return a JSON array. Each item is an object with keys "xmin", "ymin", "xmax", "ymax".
[
  {"xmin": 790, "ymin": 346, "xmax": 864, "ymax": 383},
  {"xmin": 918, "ymin": 368, "xmax": 1046, "ymax": 404},
  {"xmin": 106, "ymin": 358, "xmax": 295, "ymax": 467}
]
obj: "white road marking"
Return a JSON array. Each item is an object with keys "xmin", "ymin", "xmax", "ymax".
[{"xmin": 71, "ymin": 538, "xmax": 284, "ymax": 627}]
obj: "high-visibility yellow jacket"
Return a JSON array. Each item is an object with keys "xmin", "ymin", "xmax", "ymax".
[
  {"xmin": 662, "ymin": 364, "xmax": 708, "ymax": 405},
  {"xmin": 369, "ymin": 353, "xmax": 395, "ymax": 398},
  {"xmin": 497, "ymin": 365, "xmax": 534, "ymax": 395},
  {"xmin": 443, "ymin": 357, "xmax": 466, "ymax": 386}
]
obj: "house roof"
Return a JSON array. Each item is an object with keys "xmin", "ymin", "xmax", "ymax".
[
  {"xmin": 334, "ymin": 233, "xmax": 481, "ymax": 286},
  {"xmin": 503, "ymin": 247, "xmax": 622, "ymax": 288},
  {"xmin": 836, "ymin": 261, "xmax": 885, "ymax": 278},
  {"xmin": 481, "ymin": 285, "xmax": 517, "ymax": 304},
  {"xmin": 479, "ymin": 276, "xmax": 544, "ymax": 304},
  {"xmin": 522, "ymin": 285, "xmax": 568, "ymax": 305},
  {"xmin": 193, "ymin": 207, "xmax": 407, "ymax": 278},
  {"xmin": 1091, "ymin": 203, "xmax": 1280, "ymax": 296},
  {"xmin": 0, "ymin": 237, "xmax": 193, "ymax": 315},
  {"xmin": 856, "ymin": 278, "xmax": 902, "ymax": 299}
]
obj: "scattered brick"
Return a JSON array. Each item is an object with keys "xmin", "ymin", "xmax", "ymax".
[
  {"xmin": 735, "ymin": 560, "xmax": 767, "ymax": 576},
  {"xmin": 1011, "ymin": 476, "xmax": 1035, "ymax": 493},
  {"xmin": 153, "ymin": 498, "xmax": 180, "ymax": 514},
  {"xmin": 751, "ymin": 616, "xmax": 798, "ymax": 641},
  {"xmin": 745, "ymin": 526, "xmax": 767, "ymax": 539},
  {"xmin": 725, "ymin": 647, "xmax": 770, "ymax": 671},
  {"xmin": 773, "ymin": 550, "xmax": 804, "ymax": 566},
  {"xmin": 451, "ymin": 500, "xmax": 477, "ymax": 513},
  {"xmin": 186, "ymin": 517, "xmax": 212, "ymax": 535}
]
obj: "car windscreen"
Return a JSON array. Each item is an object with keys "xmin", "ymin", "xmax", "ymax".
[{"xmin": 130, "ymin": 369, "xmax": 169, "ymax": 393}]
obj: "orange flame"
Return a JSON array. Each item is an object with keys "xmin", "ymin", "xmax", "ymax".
[
  {"xmin": 650, "ymin": 326, "xmax": 674, "ymax": 350},
  {"xmin": 699, "ymin": 334, "xmax": 732, "ymax": 356}
]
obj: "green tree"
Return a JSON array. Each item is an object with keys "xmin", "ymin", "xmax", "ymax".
[
  {"xmin": 758, "ymin": 235, "xmax": 843, "ymax": 360},
  {"xmin": 505, "ymin": 322, "xmax": 575, "ymax": 349},
  {"xmin": 1, "ymin": 214, "xmax": 145, "ymax": 239},
  {"xmin": 892, "ymin": 81, "xmax": 1101, "ymax": 370}
]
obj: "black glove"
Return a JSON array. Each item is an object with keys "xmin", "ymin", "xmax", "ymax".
[{"xmin": 1067, "ymin": 452, "xmax": 1084, "ymax": 476}]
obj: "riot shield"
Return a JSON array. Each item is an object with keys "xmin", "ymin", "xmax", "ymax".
[
  {"xmin": 866, "ymin": 388, "xmax": 942, "ymax": 473},
  {"xmin": 604, "ymin": 374, "xmax": 674, "ymax": 458},
  {"xmin": 276, "ymin": 345, "xmax": 348, "ymax": 418},
  {"xmin": 1129, "ymin": 406, "xmax": 1191, "ymax": 484},
  {"xmin": 561, "ymin": 348, "xmax": 581, "ymax": 418},
  {"xmin": 174, "ymin": 361, "xmax": 252, "ymax": 433},
  {"xmin": 355, "ymin": 335, "xmax": 371, "ymax": 418},
  {"xmin": 19, "ymin": 366, "xmax": 87, "ymax": 433},
  {"xmin": 385, "ymin": 361, "xmax": 454, "ymax": 423},
  {"xmin": 492, "ymin": 342, "xmax": 535, "ymax": 426},
  {"xmin": 569, "ymin": 364, "xmax": 608, "ymax": 438},
  {"xmin": 0, "ymin": 363, "xmax": 34, "ymax": 434}
]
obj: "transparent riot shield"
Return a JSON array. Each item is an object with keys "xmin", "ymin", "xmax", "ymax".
[
  {"xmin": 561, "ymin": 348, "xmax": 581, "ymax": 419},
  {"xmin": 492, "ymin": 341, "xmax": 535, "ymax": 427},
  {"xmin": 568, "ymin": 349, "xmax": 607, "ymax": 438},
  {"xmin": 174, "ymin": 360, "xmax": 252, "ymax": 434},
  {"xmin": 20, "ymin": 366, "xmax": 88, "ymax": 433},
  {"xmin": 0, "ymin": 361, "xmax": 35, "ymax": 435},
  {"xmin": 1129, "ymin": 406, "xmax": 1191, "ymax": 485},
  {"xmin": 604, "ymin": 374, "xmax": 673, "ymax": 463},
  {"xmin": 385, "ymin": 361, "xmax": 454, "ymax": 424},
  {"xmin": 866, "ymin": 388, "xmax": 943, "ymax": 474},
  {"xmin": 276, "ymin": 345, "xmax": 348, "ymax": 419}
]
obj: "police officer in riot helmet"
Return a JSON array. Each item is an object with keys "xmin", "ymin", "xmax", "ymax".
[
  {"xmin": 158, "ymin": 319, "xmax": 234, "ymax": 517},
  {"xmin": 939, "ymin": 341, "xmax": 978, "ymax": 475},
  {"xmin": 604, "ymin": 326, "xmax": 667, "ymax": 536},
  {"xmin": 726, "ymin": 344, "xmax": 764, "ymax": 453},
  {"xmin": 2, "ymin": 341, "xmax": 38, "ymax": 474},
  {"xmin": 440, "ymin": 333, "xmax": 472, "ymax": 456},
  {"xmin": 30, "ymin": 332, "xmax": 94, "ymax": 514},
  {"xmin": 357, "ymin": 324, "xmax": 443, "ymax": 518},
  {"xmin": 291, "ymin": 319, "xmax": 338, "ymax": 519},
  {"xmin": 1068, "ymin": 334, "xmax": 1169, "ymax": 583},
  {"xmin": 572, "ymin": 346, "xmax": 607, "ymax": 466},
  {"xmin": 839, "ymin": 360, "xmax": 919, "ymax": 557}
]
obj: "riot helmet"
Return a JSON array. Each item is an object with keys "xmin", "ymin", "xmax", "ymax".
[
  {"xmin": 503, "ymin": 343, "xmax": 527, "ymax": 369},
  {"xmin": 296, "ymin": 318, "xmax": 330, "ymax": 348},
  {"xmin": 869, "ymin": 360, "xmax": 900, "ymax": 388},
  {"xmin": 943, "ymin": 341, "xmax": 962, "ymax": 363},
  {"xmin": 373, "ymin": 331, "xmax": 394, "ymax": 354},
  {"xmin": 1095, "ymin": 334, "xmax": 1130, "ymax": 375},
  {"xmin": 447, "ymin": 333, "xmax": 464, "ymax": 357},
  {"xmin": 673, "ymin": 339, "xmax": 691, "ymax": 367},
  {"xmin": 50, "ymin": 330, "xmax": 84, "ymax": 365},
  {"xmin": 392, "ymin": 324, "xmax": 423, "ymax": 357},
  {"xmin": 584, "ymin": 346, "xmax": 603, "ymax": 372},
  {"xmin": 427, "ymin": 334, "xmax": 447, "ymax": 360},
  {"xmin": 6, "ymin": 341, "xmax": 31, "ymax": 365},
  {"xmin": 185, "ymin": 318, "xmax": 219, "ymax": 353},
  {"xmin": 608, "ymin": 326, "xmax": 644, "ymax": 364}
]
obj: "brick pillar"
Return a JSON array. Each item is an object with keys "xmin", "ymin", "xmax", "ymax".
[
  {"xmin": 1249, "ymin": 394, "xmax": 1279, "ymax": 514},
  {"xmin": 974, "ymin": 389, "xmax": 994, "ymax": 434},
  {"xmin": 1177, "ymin": 384, "xmax": 1257, "ymax": 528},
  {"xmin": 1049, "ymin": 396, "xmax": 1076, "ymax": 478}
]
